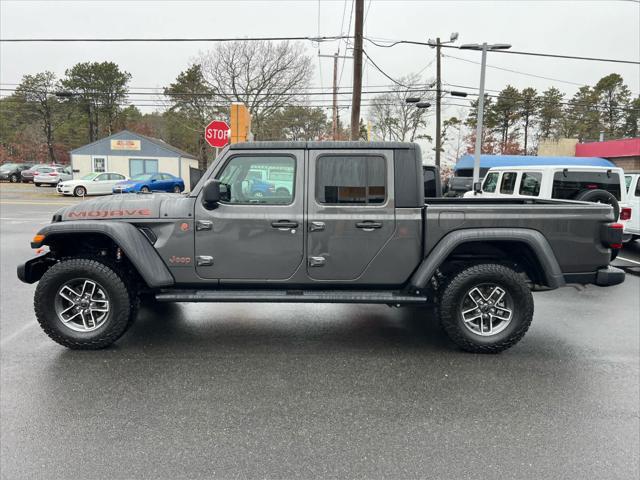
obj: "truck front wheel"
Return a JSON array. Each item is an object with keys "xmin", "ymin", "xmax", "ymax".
[
  {"xmin": 439, "ymin": 263, "xmax": 534, "ymax": 353},
  {"xmin": 34, "ymin": 258, "xmax": 133, "ymax": 349}
]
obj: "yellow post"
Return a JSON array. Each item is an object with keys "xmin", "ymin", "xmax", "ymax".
[{"xmin": 230, "ymin": 103, "xmax": 252, "ymax": 144}]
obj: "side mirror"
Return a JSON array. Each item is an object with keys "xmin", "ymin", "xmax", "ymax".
[{"xmin": 202, "ymin": 179, "xmax": 230, "ymax": 207}]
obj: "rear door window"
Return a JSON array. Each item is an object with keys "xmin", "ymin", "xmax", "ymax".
[
  {"xmin": 552, "ymin": 171, "xmax": 622, "ymax": 200},
  {"xmin": 499, "ymin": 172, "xmax": 517, "ymax": 194},
  {"xmin": 316, "ymin": 155, "xmax": 386, "ymax": 205},
  {"xmin": 519, "ymin": 172, "xmax": 542, "ymax": 196},
  {"xmin": 483, "ymin": 172, "xmax": 499, "ymax": 192},
  {"xmin": 635, "ymin": 177, "xmax": 640, "ymax": 197}
]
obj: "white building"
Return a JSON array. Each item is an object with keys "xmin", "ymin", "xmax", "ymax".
[{"xmin": 70, "ymin": 130, "xmax": 200, "ymax": 191}]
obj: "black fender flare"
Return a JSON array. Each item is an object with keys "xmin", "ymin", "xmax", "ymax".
[
  {"xmin": 409, "ymin": 228, "xmax": 566, "ymax": 290},
  {"xmin": 31, "ymin": 221, "xmax": 174, "ymax": 288}
]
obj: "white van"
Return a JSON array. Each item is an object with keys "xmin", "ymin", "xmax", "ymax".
[
  {"xmin": 466, "ymin": 165, "xmax": 632, "ymax": 237},
  {"xmin": 624, "ymin": 172, "xmax": 640, "ymax": 241}
]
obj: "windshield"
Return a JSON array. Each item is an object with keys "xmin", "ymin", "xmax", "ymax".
[
  {"xmin": 131, "ymin": 174, "xmax": 153, "ymax": 181},
  {"xmin": 82, "ymin": 173, "xmax": 99, "ymax": 180},
  {"xmin": 0, "ymin": 163, "xmax": 17, "ymax": 170}
]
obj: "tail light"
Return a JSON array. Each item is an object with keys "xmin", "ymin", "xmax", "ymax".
[
  {"xmin": 602, "ymin": 222, "xmax": 624, "ymax": 249},
  {"xmin": 620, "ymin": 207, "xmax": 631, "ymax": 221}
]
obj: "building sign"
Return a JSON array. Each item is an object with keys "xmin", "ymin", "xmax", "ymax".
[{"xmin": 110, "ymin": 139, "xmax": 141, "ymax": 151}]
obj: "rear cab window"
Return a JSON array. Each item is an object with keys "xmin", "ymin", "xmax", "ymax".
[
  {"xmin": 552, "ymin": 170, "xmax": 622, "ymax": 200},
  {"xmin": 499, "ymin": 172, "xmax": 517, "ymax": 194}
]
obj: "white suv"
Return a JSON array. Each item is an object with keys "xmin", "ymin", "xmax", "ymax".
[
  {"xmin": 466, "ymin": 165, "xmax": 632, "ymax": 237},
  {"xmin": 624, "ymin": 172, "xmax": 640, "ymax": 241}
]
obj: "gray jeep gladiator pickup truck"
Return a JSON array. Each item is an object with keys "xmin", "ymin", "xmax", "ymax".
[{"xmin": 17, "ymin": 142, "xmax": 625, "ymax": 353}]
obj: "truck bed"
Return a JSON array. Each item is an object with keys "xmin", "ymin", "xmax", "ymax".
[{"xmin": 423, "ymin": 197, "xmax": 614, "ymax": 275}]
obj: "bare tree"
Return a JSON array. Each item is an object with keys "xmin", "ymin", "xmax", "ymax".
[
  {"xmin": 198, "ymin": 41, "xmax": 313, "ymax": 139},
  {"xmin": 15, "ymin": 71, "xmax": 59, "ymax": 162},
  {"xmin": 368, "ymin": 74, "xmax": 434, "ymax": 142}
]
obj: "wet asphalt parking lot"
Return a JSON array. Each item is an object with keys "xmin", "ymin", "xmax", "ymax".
[{"xmin": 0, "ymin": 184, "xmax": 639, "ymax": 479}]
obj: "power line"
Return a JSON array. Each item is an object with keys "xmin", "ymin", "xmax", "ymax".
[
  {"xmin": 0, "ymin": 35, "xmax": 351, "ymax": 43},
  {"xmin": 0, "ymin": 86, "xmax": 437, "ymax": 98},
  {"xmin": 365, "ymin": 37, "xmax": 640, "ymax": 65},
  {"xmin": 443, "ymin": 53, "xmax": 588, "ymax": 87},
  {"xmin": 361, "ymin": 49, "xmax": 411, "ymax": 88},
  {"xmin": 337, "ymin": 0, "xmax": 355, "ymax": 88}
]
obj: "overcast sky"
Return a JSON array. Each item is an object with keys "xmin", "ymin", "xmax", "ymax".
[{"xmin": 1, "ymin": 0, "xmax": 639, "ymax": 158}]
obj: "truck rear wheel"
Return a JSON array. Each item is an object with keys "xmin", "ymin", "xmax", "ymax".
[
  {"xmin": 438, "ymin": 263, "xmax": 534, "ymax": 353},
  {"xmin": 34, "ymin": 258, "xmax": 133, "ymax": 349}
]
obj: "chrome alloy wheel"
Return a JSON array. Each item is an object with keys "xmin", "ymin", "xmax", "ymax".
[
  {"xmin": 460, "ymin": 283, "xmax": 513, "ymax": 336},
  {"xmin": 54, "ymin": 279, "xmax": 110, "ymax": 332}
]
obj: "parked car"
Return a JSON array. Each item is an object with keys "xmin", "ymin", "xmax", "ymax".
[
  {"xmin": 465, "ymin": 165, "xmax": 632, "ymax": 238},
  {"xmin": 624, "ymin": 172, "xmax": 640, "ymax": 241},
  {"xmin": 33, "ymin": 166, "xmax": 73, "ymax": 187},
  {"xmin": 21, "ymin": 164, "xmax": 64, "ymax": 183},
  {"xmin": 0, "ymin": 163, "xmax": 32, "ymax": 183},
  {"xmin": 449, "ymin": 154, "xmax": 616, "ymax": 197},
  {"xmin": 113, "ymin": 172, "xmax": 184, "ymax": 194},
  {"xmin": 18, "ymin": 141, "xmax": 625, "ymax": 352},
  {"xmin": 57, "ymin": 172, "xmax": 128, "ymax": 197}
]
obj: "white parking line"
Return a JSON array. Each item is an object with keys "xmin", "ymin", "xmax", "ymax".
[
  {"xmin": 617, "ymin": 256, "xmax": 640, "ymax": 265},
  {"xmin": 0, "ymin": 321, "xmax": 37, "ymax": 347}
]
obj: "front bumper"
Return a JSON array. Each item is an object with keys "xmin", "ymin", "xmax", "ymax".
[{"xmin": 17, "ymin": 252, "xmax": 55, "ymax": 284}]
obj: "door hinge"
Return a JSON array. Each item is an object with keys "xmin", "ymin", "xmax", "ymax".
[
  {"xmin": 308, "ymin": 256, "xmax": 326, "ymax": 267},
  {"xmin": 196, "ymin": 220, "xmax": 213, "ymax": 231},
  {"xmin": 196, "ymin": 255, "xmax": 214, "ymax": 266}
]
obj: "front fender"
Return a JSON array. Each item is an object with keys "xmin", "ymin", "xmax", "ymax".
[{"xmin": 30, "ymin": 221, "xmax": 174, "ymax": 288}]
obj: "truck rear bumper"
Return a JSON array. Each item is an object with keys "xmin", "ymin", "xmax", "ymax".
[{"xmin": 563, "ymin": 266, "xmax": 625, "ymax": 287}]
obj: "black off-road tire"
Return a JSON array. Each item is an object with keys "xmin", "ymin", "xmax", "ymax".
[
  {"xmin": 34, "ymin": 258, "xmax": 134, "ymax": 349},
  {"xmin": 439, "ymin": 263, "xmax": 534, "ymax": 353}
]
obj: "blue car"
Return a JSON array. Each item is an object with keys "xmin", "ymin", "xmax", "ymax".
[
  {"xmin": 113, "ymin": 172, "xmax": 185, "ymax": 194},
  {"xmin": 249, "ymin": 178, "xmax": 275, "ymax": 198}
]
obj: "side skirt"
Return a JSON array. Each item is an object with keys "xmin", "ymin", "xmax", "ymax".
[{"xmin": 155, "ymin": 289, "xmax": 429, "ymax": 305}]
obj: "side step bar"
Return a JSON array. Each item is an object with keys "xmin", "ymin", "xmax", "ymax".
[{"xmin": 155, "ymin": 289, "xmax": 429, "ymax": 305}]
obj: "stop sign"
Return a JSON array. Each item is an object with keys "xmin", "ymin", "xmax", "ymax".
[{"xmin": 204, "ymin": 120, "xmax": 230, "ymax": 148}]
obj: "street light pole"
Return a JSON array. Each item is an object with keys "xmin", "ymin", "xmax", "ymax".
[
  {"xmin": 472, "ymin": 43, "xmax": 488, "ymax": 193},
  {"xmin": 435, "ymin": 37, "xmax": 442, "ymax": 168},
  {"xmin": 460, "ymin": 41, "xmax": 511, "ymax": 193}
]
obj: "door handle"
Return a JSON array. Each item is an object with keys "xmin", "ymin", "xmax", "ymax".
[
  {"xmin": 309, "ymin": 221, "xmax": 325, "ymax": 232},
  {"xmin": 271, "ymin": 220, "xmax": 298, "ymax": 229},
  {"xmin": 356, "ymin": 221, "xmax": 382, "ymax": 230}
]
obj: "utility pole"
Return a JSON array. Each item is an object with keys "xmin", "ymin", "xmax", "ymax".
[
  {"xmin": 333, "ymin": 53, "xmax": 339, "ymax": 140},
  {"xmin": 435, "ymin": 37, "xmax": 442, "ymax": 167},
  {"xmin": 320, "ymin": 52, "xmax": 352, "ymax": 140},
  {"xmin": 350, "ymin": 0, "xmax": 364, "ymax": 141}
]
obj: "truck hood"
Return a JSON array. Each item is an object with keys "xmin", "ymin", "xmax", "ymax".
[{"xmin": 55, "ymin": 193, "xmax": 195, "ymax": 221}]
